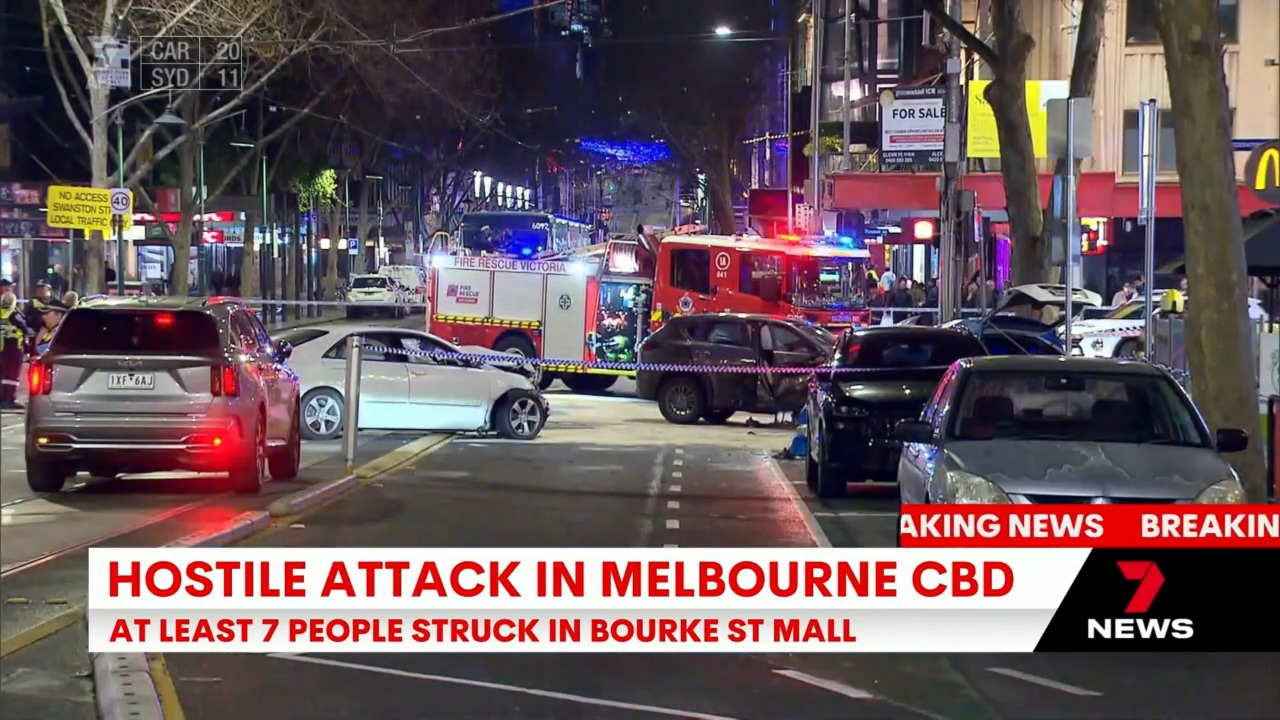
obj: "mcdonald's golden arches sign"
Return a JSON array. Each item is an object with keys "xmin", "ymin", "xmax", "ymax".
[{"xmin": 1245, "ymin": 140, "xmax": 1280, "ymax": 205}]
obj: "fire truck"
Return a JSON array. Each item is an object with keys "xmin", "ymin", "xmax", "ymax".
[{"xmin": 424, "ymin": 231, "xmax": 873, "ymax": 392}]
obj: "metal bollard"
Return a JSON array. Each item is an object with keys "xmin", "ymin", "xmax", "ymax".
[{"xmin": 342, "ymin": 334, "xmax": 363, "ymax": 474}]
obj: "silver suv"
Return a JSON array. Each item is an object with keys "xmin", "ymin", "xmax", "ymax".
[{"xmin": 24, "ymin": 297, "xmax": 302, "ymax": 494}]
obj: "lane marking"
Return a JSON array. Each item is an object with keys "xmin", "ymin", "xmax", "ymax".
[
  {"xmin": 666, "ymin": 519, "xmax": 680, "ymax": 530},
  {"xmin": 150, "ymin": 654, "xmax": 189, "ymax": 720},
  {"xmin": 667, "ymin": 500, "xmax": 680, "ymax": 510},
  {"xmin": 673, "ymin": 459, "xmax": 684, "ymax": 466},
  {"xmin": 0, "ymin": 604, "xmax": 81, "ymax": 658},
  {"xmin": 765, "ymin": 457, "xmax": 830, "ymax": 548},
  {"xmin": 674, "ymin": 448, "xmax": 684, "ymax": 454},
  {"xmin": 664, "ymin": 544, "xmax": 679, "ymax": 548},
  {"xmin": 669, "ymin": 485, "xmax": 682, "ymax": 493},
  {"xmin": 812, "ymin": 511, "xmax": 898, "ymax": 518},
  {"xmin": 638, "ymin": 448, "xmax": 669, "ymax": 548},
  {"xmin": 985, "ymin": 668, "xmax": 1103, "ymax": 696},
  {"xmin": 267, "ymin": 654, "xmax": 743, "ymax": 720},
  {"xmin": 672, "ymin": 471, "xmax": 683, "ymax": 478},
  {"xmin": 773, "ymin": 669, "xmax": 875, "ymax": 699}
]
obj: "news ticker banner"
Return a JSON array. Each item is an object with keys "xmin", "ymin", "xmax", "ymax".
[{"xmin": 90, "ymin": 542, "xmax": 1278, "ymax": 653}]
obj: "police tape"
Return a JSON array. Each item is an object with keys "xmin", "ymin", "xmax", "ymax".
[{"xmin": 357, "ymin": 343, "xmax": 1202, "ymax": 383}]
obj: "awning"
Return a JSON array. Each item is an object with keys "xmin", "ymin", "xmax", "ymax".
[
  {"xmin": 830, "ymin": 171, "xmax": 1278, "ymax": 219},
  {"xmin": 1159, "ymin": 211, "xmax": 1280, "ymax": 276}
]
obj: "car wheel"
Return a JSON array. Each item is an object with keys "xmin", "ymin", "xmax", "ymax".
[
  {"xmin": 269, "ymin": 407, "xmax": 302, "ymax": 480},
  {"xmin": 564, "ymin": 374, "xmax": 617, "ymax": 394},
  {"xmin": 230, "ymin": 418, "xmax": 266, "ymax": 494},
  {"xmin": 301, "ymin": 388, "xmax": 344, "ymax": 441},
  {"xmin": 494, "ymin": 334, "xmax": 536, "ymax": 358},
  {"xmin": 703, "ymin": 409, "xmax": 735, "ymax": 424},
  {"xmin": 805, "ymin": 436, "xmax": 818, "ymax": 490},
  {"xmin": 496, "ymin": 392, "xmax": 545, "ymax": 440},
  {"xmin": 1115, "ymin": 339, "xmax": 1141, "ymax": 358},
  {"xmin": 815, "ymin": 440, "xmax": 847, "ymax": 499},
  {"xmin": 657, "ymin": 376, "xmax": 704, "ymax": 425},
  {"xmin": 26, "ymin": 452, "xmax": 68, "ymax": 493}
]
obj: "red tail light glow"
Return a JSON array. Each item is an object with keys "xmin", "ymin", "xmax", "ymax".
[
  {"xmin": 154, "ymin": 312, "xmax": 174, "ymax": 327},
  {"xmin": 28, "ymin": 362, "xmax": 53, "ymax": 395},
  {"xmin": 210, "ymin": 365, "xmax": 240, "ymax": 396}
]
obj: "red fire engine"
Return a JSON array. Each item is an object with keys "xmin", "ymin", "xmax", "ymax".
[{"xmin": 424, "ymin": 232, "xmax": 873, "ymax": 391}]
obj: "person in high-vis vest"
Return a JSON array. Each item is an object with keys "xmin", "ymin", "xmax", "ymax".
[
  {"xmin": 0, "ymin": 291, "xmax": 32, "ymax": 410},
  {"xmin": 33, "ymin": 299, "xmax": 69, "ymax": 356},
  {"xmin": 23, "ymin": 280, "xmax": 53, "ymax": 353}
]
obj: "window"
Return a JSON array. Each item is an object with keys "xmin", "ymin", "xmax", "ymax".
[
  {"xmin": 1121, "ymin": 110, "xmax": 1179, "ymax": 175},
  {"xmin": 738, "ymin": 252, "xmax": 784, "ymax": 296},
  {"xmin": 243, "ymin": 311, "xmax": 274, "ymax": 351},
  {"xmin": 949, "ymin": 371, "xmax": 1208, "ymax": 446},
  {"xmin": 398, "ymin": 334, "xmax": 455, "ymax": 365},
  {"xmin": 833, "ymin": 332, "xmax": 985, "ymax": 369},
  {"xmin": 351, "ymin": 276, "xmax": 392, "ymax": 289},
  {"xmin": 323, "ymin": 332, "xmax": 409, "ymax": 363},
  {"xmin": 669, "ymin": 248, "xmax": 711, "ymax": 294},
  {"xmin": 51, "ymin": 309, "xmax": 220, "ymax": 354},
  {"xmin": 1125, "ymin": 0, "xmax": 1238, "ymax": 44},
  {"xmin": 271, "ymin": 328, "xmax": 328, "ymax": 347},
  {"xmin": 230, "ymin": 312, "xmax": 260, "ymax": 352},
  {"xmin": 691, "ymin": 320, "xmax": 750, "ymax": 348},
  {"xmin": 763, "ymin": 323, "xmax": 812, "ymax": 353}
]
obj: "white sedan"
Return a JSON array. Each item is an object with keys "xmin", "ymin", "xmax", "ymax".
[{"xmin": 271, "ymin": 323, "xmax": 547, "ymax": 441}]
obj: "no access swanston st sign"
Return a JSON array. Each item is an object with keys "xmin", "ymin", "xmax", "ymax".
[{"xmin": 45, "ymin": 185, "xmax": 132, "ymax": 233}]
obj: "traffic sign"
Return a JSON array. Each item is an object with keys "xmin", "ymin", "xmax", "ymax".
[
  {"xmin": 45, "ymin": 185, "xmax": 132, "ymax": 233},
  {"xmin": 348, "ymin": 238, "xmax": 360, "ymax": 256},
  {"xmin": 109, "ymin": 188, "xmax": 133, "ymax": 215},
  {"xmin": 91, "ymin": 37, "xmax": 131, "ymax": 89}
]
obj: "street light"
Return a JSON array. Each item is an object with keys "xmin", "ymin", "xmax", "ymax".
[
  {"xmin": 714, "ymin": 26, "xmax": 733, "ymax": 36},
  {"xmin": 230, "ymin": 140, "xmax": 266, "ymax": 302}
]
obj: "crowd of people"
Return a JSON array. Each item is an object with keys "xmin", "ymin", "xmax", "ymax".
[{"xmin": 0, "ymin": 279, "xmax": 79, "ymax": 411}]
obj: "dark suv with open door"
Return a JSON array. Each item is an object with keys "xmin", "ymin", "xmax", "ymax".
[{"xmin": 636, "ymin": 313, "xmax": 833, "ymax": 424}]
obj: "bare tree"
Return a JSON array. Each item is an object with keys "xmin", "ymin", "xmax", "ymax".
[
  {"xmin": 1152, "ymin": 0, "xmax": 1266, "ymax": 500},
  {"xmin": 925, "ymin": 0, "xmax": 1106, "ymax": 284},
  {"xmin": 39, "ymin": 0, "xmax": 330, "ymax": 293}
]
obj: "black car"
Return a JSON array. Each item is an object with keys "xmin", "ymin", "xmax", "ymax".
[
  {"xmin": 636, "ymin": 313, "xmax": 832, "ymax": 424},
  {"xmin": 806, "ymin": 326, "xmax": 988, "ymax": 498}
]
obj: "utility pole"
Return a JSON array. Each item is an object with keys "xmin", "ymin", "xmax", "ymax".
[
  {"xmin": 809, "ymin": 0, "xmax": 825, "ymax": 233},
  {"xmin": 938, "ymin": 0, "xmax": 966, "ymax": 322},
  {"xmin": 784, "ymin": 31, "xmax": 794, "ymax": 233}
]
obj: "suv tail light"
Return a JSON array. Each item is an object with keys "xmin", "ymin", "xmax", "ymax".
[
  {"xmin": 28, "ymin": 362, "xmax": 53, "ymax": 395},
  {"xmin": 210, "ymin": 365, "xmax": 240, "ymax": 397}
]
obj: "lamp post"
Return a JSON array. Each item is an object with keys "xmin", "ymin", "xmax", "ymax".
[
  {"xmin": 366, "ymin": 175, "xmax": 384, "ymax": 272},
  {"xmin": 151, "ymin": 108, "xmax": 187, "ymax": 294},
  {"xmin": 196, "ymin": 128, "xmax": 208, "ymax": 294},
  {"xmin": 230, "ymin": 139, "xmax": 266, "ymax": 302}
]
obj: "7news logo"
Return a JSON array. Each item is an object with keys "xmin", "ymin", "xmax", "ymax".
[{"xmin": 1086, "ymin": 561, "xmax": 1194, "ymax": 640}]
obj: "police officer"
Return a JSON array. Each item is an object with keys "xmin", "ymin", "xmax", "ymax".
[
  {"xmin": 24, "ymin": 280, "xmax": 54, "ymax": 351},
  {"xmin": 1, "ymin": 289, "xmax": 31, "ymax": 410},
  {"xmin": 33, "ymin": 298, "xmax": 69, "ymax": 356}
]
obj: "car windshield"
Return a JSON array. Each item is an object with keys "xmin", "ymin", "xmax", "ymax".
[
  {"xmin": 950, "ymin": 370, "xmax": 1209, "ymax": 446},
  {"xmin": 352, "ymin": 277, "xmax": 391, "ymax": 289},
  {"xmin": 787, "ymin": 256, "xmax": 867, "ymax": 310},
  {"xmin": 797, "ymin": 323, "xmax": 836, "ymax": 347},
  {"xmin": 834, "ymin": 332, "xmax": 984, "ymax": 369},
  {"xmin": 50, "ymin": 309, "xmax": 220, "ymax": 354}
]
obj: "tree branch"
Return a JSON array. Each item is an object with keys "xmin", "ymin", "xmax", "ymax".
[
  {"xmin": 40, "ymin": 2, "xmax": 91, "ymax": 152},
  {"xmin": 922, "ymin": 0, "xmax": 1000, "ymax": 69}
]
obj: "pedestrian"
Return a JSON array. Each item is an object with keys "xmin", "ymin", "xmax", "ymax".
[
  {"xmin": 0, "ymin": 288, "xmax": 31, "ymax": 410},
  {"xmin": 1110, "ymin": 277, "xmax": 1136, "ymax": 307},
  {"xmin": 48, "ymin": 264, "xmax": 68, "ymax": 295}
]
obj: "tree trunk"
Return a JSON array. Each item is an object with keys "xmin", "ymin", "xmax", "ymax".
[
  {"xmin": 1042, "ymin": 0, "xmax": 1108, "ymax": 274},
  {"xmin": 85, "ymin": 87, "xmax": 109, "ymax": 296},
  {"xmin": 988, "ymin": 0, "xmax": 1045, "ymax": 285},
  {"xmin": 240, "ymin": 208, "xmax": 257, "ymax": 297},
  {"xmin": 171, "ymin": 123, "xmax": 196, "ymax": 297},
  {"xmin": 325, "ymin": 200, "xmax": 341, "ymax": 299},
  {"xmin": 1153, "ymin": 0, "xmax": 1267, "ymax": 500},
  {"xmin": 706, "ymin": 151, "xmax": 736, "ymax": 234}
]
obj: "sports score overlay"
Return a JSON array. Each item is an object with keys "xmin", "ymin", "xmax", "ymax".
[
  {"xmin": 139, "ymin": 36, "xmax": 243, "ymax": 91},
  {"xmin": 86, "ymin": 507, "xmax": 1277, "ymax": 654}
]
